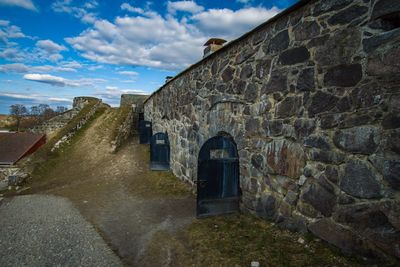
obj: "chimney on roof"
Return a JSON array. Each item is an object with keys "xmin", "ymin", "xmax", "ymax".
[
  {"xmin": 165, "ymin": 76, "xmax": 173, "ymax": 83},
  {"xmin": 203, "ymin": 38, "xmax": 227, "ymax": 58}
]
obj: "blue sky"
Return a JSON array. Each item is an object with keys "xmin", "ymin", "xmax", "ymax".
[{"xmin": 0, "ymin": 0, "xmax": 297, "ymax": 114}]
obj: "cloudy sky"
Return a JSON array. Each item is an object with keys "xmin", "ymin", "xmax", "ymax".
[{"xmin": 0, "ymin": 0, "xmax": 297, "ymax": 114}]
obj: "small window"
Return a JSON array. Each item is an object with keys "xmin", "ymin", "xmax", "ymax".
[
  {"xmin": 146, "ymin": 124, "xmax": 151, "ymax": 127},
  {"xmin": 156, "ymin": 139, "xmax": 165, "ymax": 145},
  {"xmin": 210, "ymin": 149, "xmax": 230, "ymax": 159}
]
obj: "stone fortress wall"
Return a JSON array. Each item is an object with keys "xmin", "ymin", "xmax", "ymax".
[
  {"xmin": 29, "ymin": 97, "xmax": 101, "ymax": 136},
  {"xmin": 144, "ymin": 0, "xmax": 400, "ymax": 259}
]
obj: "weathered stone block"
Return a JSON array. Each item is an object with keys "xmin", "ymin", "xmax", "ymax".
[
  {"xmin": 279, "ymin": 47, "xmax": 310, "ymax": 65},
  {"xmin": 382, "ymin": 113, "xmax": 400, "ymax": 130},
  {"xmin": 314, "ymin": 28, "xmax": 361, "ymax": 66},
  {"xmin": 312, "ymin": 0, "xmax": 353, "ymax": 16},
  {"xmin": 308, "ymin": 91, "xmax": 339, "ymax": 115},
  {"xmin": 324, "ymin": 64, "xmax": 363, "ymax": 87},
  {"xmin": 275, "ymin": 96, "xmax": 302, "ymax": 118},
  {"xmin": 294, "ymin": 118, "xmax": 316, "ymax": 140},
  {"xmin": 333, "ymin": 126, "xmax": 380, "ymax": 154},
  {"xmin": 236, "ymin": 48, "xmax": 255, "ymax": 64},
  {"xmin": 296, "ymin": 68, "xmax": 315, "ymax": 92},
  {"xmin": 309, "ymin": 149, "xmax": 346, "ymax": 164},
  {"xmin": 370, "ymin": 155, "xmax": 400, "ymax": 190},
  {"xmin": 255, "ymin": 59, "xmax": 271, "ymax": 79},
  {"xmin": 293, "ymin": 21, "xmax": 321, "ymax": 41},
  {"xmin": 265, "ymin": 139, "xmax": 305, "ymax": 179},
  {"xmin": 304, "ymin": 135, "xmax": 331, "ymax": 151},
  {"xmin": 340, "ymin": 160, "xmax": 381, "ymax": 199},
  {"xmin": 367, "ymin": 48, "xmax": 400, "ymax": 77},
  {"xmin": 308, "ymin": 219, "xmax": 370, "ymax": 255},
  {"xmin": 371, "ymin": 0, "xmax": 400, "ymax": 20},
  {"xmin": 261, "ymin": 71, "xmax": 287, "ymax": 94},
  {"xmin": 240, "ymin": 64, "xmax": 253, "ymax": 80},
  {"xmin": 263, "ymin": 119, "xmax": 283, "ymax": 136},
  {"xmin": 244, "ymin": 83, "xmax": 258, "ymax": 102},
  {"xmin": 221, "ymin": 66, "xmax": 234, "ymax": 82},
  {"xmin": 363, "ymin": 29, "xmax": 400, "ymax": 53},
  {"xmin": 328, "ymin": 5, "xmax": 368, "ymax": 26},
  {"xmin": 265, "ymin": 30, "xmax": 289, "ymax": 54},
  {"xmin": 302, "ymin": 182, "xmax": 336, "ymax": 216}
]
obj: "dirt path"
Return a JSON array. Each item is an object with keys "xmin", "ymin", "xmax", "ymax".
[{"xmin": 27, "ymin": 108, "xmax": 196, "ymax": 266}]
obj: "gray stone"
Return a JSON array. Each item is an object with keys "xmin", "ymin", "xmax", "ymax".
[
  {"xmin": 244, "ymin": 83, "xmax": 258, "ymax": 102},
  {"xmin": 279, "ymin": 47, "xmax": 310, "ymax": 65},
  {"xmin": 313, "ymin": 0, "xmax": 353, "ymax": 16},
  {"xmin": 309, "ymin": 149, "xmax": 346, "ymax": 164},
  {"xmin": 294, "ymin": 119, "xmax": 316, "ymax": 140},
  {"xmin": 328, "ymin": 5, "xmax": 368, "ymax": 26},
  {"xmin": 371, "ymin": 0, "xmax": 400, "ymax": 20},
  {"xmin": 296, "ymin": 68, "xmax": 315, "ymax": 92},
  {"xmin": 362, "ymin": 29, "xmax": 400, "ymax": 53},
  {"xmin": 236, "ymin": 48, "xmax": 255, "ymax": 64},
  {"xmin": 245, "ymin": 118, "xmax": 260, "ymax": 136},
  {"xmin": 255, "ymin": 59, "xmax": 271, "ymax": 79},
  {"xmin": 284, "ymin": 190, "xmax": 298, "ymax": 206},
  {"xmin": 324, "ymin": 64, "xmax": 363, "ymax": 87},
  {"xmin": 308, "ymin": 219, "xmax": 370, "ymax": 255},
  {"xmin": 263, "ymin": 119, "xmax": 283, "ymax": 136},
  {"xmin": 276, "ymin": 96, "xmax": 302, "ymax": 118},
  {"xmin": 315, "ymin": 28, "xmax": 361, "ymax": 66},
  {"xmin": 304, "ymin": 135, "xmax": 331, "ymax": 151},
  {"xmin": 240, "ymin": 64, "xmax": 253, "ymax": 80},
  {"xmin": 256, "ymin": 194, "xmax": 277, "ymax": 219},
  {"xmin": 302, "ymin": 182, "xmax": 336, "ymax": 216},
  {"xmin": 340, "ymin": 160, "xmax": 381, "ymax": 199},
  {"xmin": 266, "ymin": 30, "xmax": 289, "ymax": 54},
  {"xmin": 251, "ymin": 153, "xmax": 264, "ymax": 171},
  {"xmin": 325, "ymin": 165, "xmax": 339, "ymax": 184},
  {"xmin": 370, "ymin": 155, "xmax": 400, "ymax": 190},
  {"xmin": 333, "ymin": 126, "xmax": 380, "ymax": 155},
  {"xmin": 382, "ymin": 113, "xmax": 400, "ymax": 129},
  {"xmin": 261, "ymin": 71, "xmax": 287, "ymax": 94},
  {"xmin": 308, "ymin": 91, "xmax": 339, "ymax": 115},
  {"xmin": 367, "ymin": 47, "xmax": 400, "ymax": 78},
  {"xmin": 350, "ymin": 83, "xmax": 382, "ymax": 109},
  {"xmin": 333, "ymin": 204, "xmax": 390, "ymax": 229},
  {"xmin": 293, "ymin": 21, "xmax": 321, "ymax": 41},
  {"xmin": 221, "ymin": 66, "xmax": 234, "ymax": 82}
]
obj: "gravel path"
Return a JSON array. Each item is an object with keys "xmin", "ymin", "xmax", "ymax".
[{"xmin": 0, "ymin": 195, "xmax": 123, "ymax": 267}]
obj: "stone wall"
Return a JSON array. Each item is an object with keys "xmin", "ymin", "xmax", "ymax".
[
  {"xmin": 144, "ymin": 0, "xmax": 400, "ymax": 259},
  {"xmin": 111, "ymin": 107, "xmax": 135, "ymax": 152},
  {"xmin": 30, "ymin": 97, "xmax": 98, "ymax": 136}
]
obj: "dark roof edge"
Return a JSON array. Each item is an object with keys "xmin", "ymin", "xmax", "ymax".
[
  {"xmin": 144, "ymin": 0, "xmax": 313, "ymax": 104},
  {"xmin": 15, "ymin": 133, "xmax": 46, "ymax": 164}
]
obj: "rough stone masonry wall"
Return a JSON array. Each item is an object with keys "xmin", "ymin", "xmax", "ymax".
[{"xmin": 144, "ymin": 0, "xmax": 400, "ymax": 259}]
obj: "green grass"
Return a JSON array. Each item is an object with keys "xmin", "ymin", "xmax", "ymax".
[
  {"xmin": 142, "ymin": 214, "xmax": 366, "ymax": 267},
  {"xmin": 128, "ymin": 144, "xmax": 194, "ymax": 198},
  {"xmin": 31, "ymin": 105, "xmax": 106, "ymax": 179}
]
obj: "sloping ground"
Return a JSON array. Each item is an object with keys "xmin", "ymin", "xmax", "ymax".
[{"xmin": 13, "ymin": 108, "xmax": 387, "ymax": 266}]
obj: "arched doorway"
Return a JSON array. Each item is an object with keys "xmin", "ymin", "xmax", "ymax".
[
  {"xmin": 150, "ymin": 132, "xmax": 170, "ymax": 171},
  {"xmin": 139, "ymin": 120, "xmax": 152, "ymax": 144},
  {"xmin": 197, "ymin": 134, "xmax": 240, "ymax": 218}
]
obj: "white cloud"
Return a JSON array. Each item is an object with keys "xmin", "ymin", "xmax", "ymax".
[
  {"xmin": 0, "ymin": 20, "xmax": 29, "ymax": 45},
  {"xmin": 0, "ymin": 63, "xmax": 80, "ymax": 73},
  {"xmin": 0, "ymin": 0, "xmax": 37, "ymax": 11},
  {"xmin": 52, "ymin": 0, "xmax": 97, "ymax": 24},
  {"xmin": 36, "ymin": 39, "xmax": 67, "ymax": 53},
  {"xmin": 167, "ymin": 1, "xmax": 204, "ymax": 14},
  {"xmin": 117, "ymin": 70, "xmax": 138, "ymax": 76},
  {"xmin": 66, "ymin": 4, "xmax": 280, "ymax": 71},
  {"xmin": 192, "ymin": 7, "xmax": 280, "ymax": 37},
  {"xmin": 23, "ymin": 73, "xmax": 105, "ymax": 87},
  {"xmin": 0, "ymin": 92, "xmax": 72, "ymax": 103}
]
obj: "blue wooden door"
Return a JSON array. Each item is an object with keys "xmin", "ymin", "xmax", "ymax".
[{"xmin": 197, "ymin": 136, "xmax": 240, "ymax": 218}]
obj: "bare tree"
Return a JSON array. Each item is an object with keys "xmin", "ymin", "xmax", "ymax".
[{"xmin": 10, "ymin": 104, "xmax": 27, "ymax": 131}]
